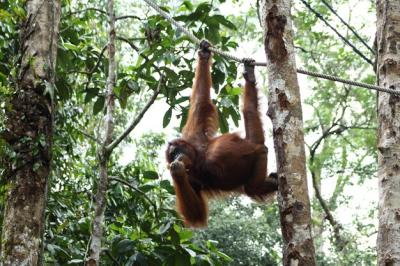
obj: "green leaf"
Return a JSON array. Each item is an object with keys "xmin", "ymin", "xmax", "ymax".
[
  {"xmin": 93, "ymin": 96, "xmax": 105, "ymax": 115},
  {"xmin": 212, "ymin": 66, "xmax": 225, "ymax": 85},
  {"xmin": 135, "ymin": 55, "xmax": 144, "ymax": 68},
  {"xmin": 116, "ymin": 239, "xmax": 135, "ymax": 254},
  {"xmin": 187, "ymin": 3, "xmax": 211, "ymax": 21},
  {"xmin": 159, "ymin": 221, "xmax": 172, "ymax": 234},
  {"xmin": 182, "ymin": 246, "xmax": 196, "ymax": 257},
  {"xmin": 143, "ymin": 170, "xmax": 158, "ymax": 179},
  {"xmin": 63, "ymin": 42, "xmax": 80, "ymax": 51},
  {"xmin": 218, "ymin": 110, "xmax": 229, "ymax": 133},
  {"xmin": 118, "ymin": 85, "xmax": 129, "ymax": 109},
  {"xmin": 172, "ymin": 96, "xmax": 189, "ymax": 106},
  {"xmin": 161, "ymin": 67, "xmax": 179, "ymax": 82},
  {"xmin": 226, "ymin": 86, "xmax": 241, "ymax": 96},
  {"xmin": 228, "ymin": 106, "xmax": 240, "ymax": 127},
  {"xmin": 212, "ymin": 15, "xmax": 237, "ymax": 30},
  {"xmin": 127, "ymin": 252, "xmax": 148, "ymax": 266},
  {"xmin": 84, "ymin": 88, "xmax": 98, "ymax": 103},
  {"xmin": 205, "ymin": 26, "xmax": 221, "ymax": 44},
  {"xmin": 215, "ymin": 250, "xmax": 232, "ymax": 262},
  {"xmin": 127, "ymin": 80, "xmax": 139, "ymax": 93},
  {"xmin": 174, "ymin": 253, "xmax": 191, "ymax": 266},
  {"xmin": 178, "ymin": 229, "xmax": 193, "ymax": 242},
  {"xmin": 55, "ymin": 77, "xmax": 71, "ymax": 100},
  {"xmin": 139, "ymin": 184, "xmax": 157, "ymax": 192},
  {"xmin": 163, "ymin": 107, "xmax": 172, "ymax": 128},
  {"xmin": 160, "ymin": 180, "xmax": 174, "ymax": 194},
  {"xmin": 181, "ymin": 0, "xmax": 194, "ymax": 11}
]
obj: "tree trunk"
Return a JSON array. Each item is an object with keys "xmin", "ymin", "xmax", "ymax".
[
  {"xmin": 262, "ymin": 0, "xmax": 316, "ymax": 265},
  {"xmin": 376, "ymin": 1, "xmax": 400, "ymax": 265},
  {"xmin": 86, "ymin": 0, "xmax": 116, "ymax": 264},
  {"xmin": 0, "ymin": 1, "xmax": 60, "ymax": 265}
]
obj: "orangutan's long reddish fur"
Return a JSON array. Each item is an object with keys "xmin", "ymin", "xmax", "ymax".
[{"xmin": 166, "ymin": 43, "xmax": 277, "ymax": 227}]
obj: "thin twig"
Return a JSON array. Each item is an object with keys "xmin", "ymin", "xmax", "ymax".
[
  {"xmin": 116, "ymin": 35, "xmax": 163, "ymax": 76},
  {"xmin": 106, "ymin": 75, "xmax": 163, "ymax": 152},
  {"xmin": 310, "ymin": 125, "xmax": 345, "ymax": 156},
  {"xmin": 320, "ymin": 0, "xmax": 375, "ymax": 54},
  {"xmin": 300, "ymin": 0, "xmax": 373, "ymax": 66},
  {"xmin": 77, "ymin": 128, "xmax": 101, "ymax": 144},
  {"xmin": 85, "ymin": 45, "xmax": 108, "ymax": 91},
  {"xmin": 83, "ymin": 235, "xmax": 92, "ymax": 263},
  {"xmin": 109, "ymin": 177, "xmax": 158, "ymax": 220}
]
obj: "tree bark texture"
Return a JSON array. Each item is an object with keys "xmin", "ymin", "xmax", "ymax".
[
  {"xmin": 262, "ymin": 0, "xmax": 316, "ymax": 265},
  {"xmin": 0, "ymin": 0, "xmax": 60, "ymax": 265},
  {"xmin": 376, "ymin": 1, "xmax": 400, "ymax": 265},
  {"xmin": 87, "ymin": 0, "xmax": 116, "ymax": 264}
]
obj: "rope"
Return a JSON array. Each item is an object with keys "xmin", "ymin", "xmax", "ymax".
[
  {"xmin": 142, "ymin": 0, "xmax": 244, "ymax": 62},
  {"xmin": 296, "ymin": 69, "xmax": 399, "ymax": 95},
  {"xmin": 141, "ymin": 0, "xmax": 400, "ymax": 96}
]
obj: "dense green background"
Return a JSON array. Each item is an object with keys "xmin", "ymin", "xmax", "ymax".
[{"xmin": 0, "ymin": 0, "xmax": 377, "ymax": 265}]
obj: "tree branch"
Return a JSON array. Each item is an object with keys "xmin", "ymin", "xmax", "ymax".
[
  {"xmin": 256, "ymin": 0, "xmax": 262, "ymax": 27},
  {"xmin": 310, "ymin": 125, "xmax": 345, "ymax": 157},
  {"xmin": 87, "ymin": 0, "xmax": 116, "ymax": 264},
  {"xmin": 66, "ymin": 8, "xmax": 107, "ymax": 17},
  {"xmin": 106, "ymin": 75, "xmax": 163, "ymax": 152},
  {"xmin": 308, "ymin": 120, "xmax": 349, "ymax": 250},
  {"xmin": 339, "ymin": 125, "xmax": 377, "ymax": 131},
  {"xmin": 310, "ymin": 169, "xmax": 347, "ymax": 250},
  {"xmin": 76, "ymin": 128, "xmax": 101, "ymax": 144},
  {"xmin": 90, "ymin": 45, "xmax": 108, "ymax": 75},
  {"xmin": 116, "ymin": 15, "xmax": 142, "ymax": 21}
]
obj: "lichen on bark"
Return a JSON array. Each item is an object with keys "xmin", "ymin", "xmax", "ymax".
[
  {"xmin": 263, "ymin": 0, "xmax": 316, "ymax": 265},
  {"xmin": 376, "ymin": 1, "xmax": 400, "ymax": 265}
]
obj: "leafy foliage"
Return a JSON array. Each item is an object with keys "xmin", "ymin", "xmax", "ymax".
[{"xmin": 195, "ymin": 198, "xmax": 282, "ymax": 265}]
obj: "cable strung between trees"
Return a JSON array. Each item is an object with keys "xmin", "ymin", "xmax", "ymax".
[{"xmin": 141, "ymin": 0, "xmax": 400, "ymax": 96}]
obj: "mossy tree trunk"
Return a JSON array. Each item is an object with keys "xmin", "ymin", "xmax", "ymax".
[{"xmin": 0, "ymin": 0, "xmax": 61, "ymax": 265}]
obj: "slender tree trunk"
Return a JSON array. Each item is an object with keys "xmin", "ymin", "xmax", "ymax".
[
  {"xmin": 376, "ymin": 1, "xmax": 400, "ymax": 265},
  {"xmin": 0, "ymin": 1, "xmax": 60, "ymax": 265},
  {"xmin": 86, "ymin": 0, "xmax": 116, "ymax": 264},
  {"xmin": 262, "ymin": 0, "xmax": 316, "ymax": 265}
]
